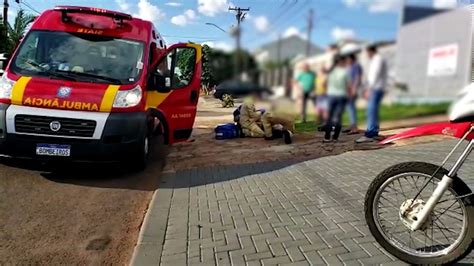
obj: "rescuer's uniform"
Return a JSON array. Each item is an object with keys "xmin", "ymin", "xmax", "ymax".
[{"xmin": 239, "ymin": 99, "xmax": 264, "ymax": 138}]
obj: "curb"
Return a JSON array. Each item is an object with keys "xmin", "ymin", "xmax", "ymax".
[{"xmin": 130, "ymin": 172, "xmax": 175, "ymax": 266}]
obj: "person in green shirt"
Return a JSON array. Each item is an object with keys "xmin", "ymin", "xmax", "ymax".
[
  {"xmin": 324, "ymin": 55, "xmax": 350, "ymax": 142},
  {"xmin": 296, "ymin": 63, "xmax": 316, "ymax": 122}
]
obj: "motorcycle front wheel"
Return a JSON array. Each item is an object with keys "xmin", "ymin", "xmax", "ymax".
[{"xmin": 365, "ymin": 162, "xmax": 473, "ymax": 265}]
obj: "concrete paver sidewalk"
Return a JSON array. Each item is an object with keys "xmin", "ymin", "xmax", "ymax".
[{"xmin": 133, "ymin": 140, "xmax": 473, "ymax": 265}]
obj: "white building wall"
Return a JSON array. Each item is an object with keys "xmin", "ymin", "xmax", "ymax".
[{"xmin": 394, "ymin": 6, "xmax": 473, "ymax": 103}]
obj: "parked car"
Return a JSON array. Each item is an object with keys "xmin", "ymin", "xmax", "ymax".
[{"xmin": 213, "ymin": 80, "xmax": 272, "ymax": 99}]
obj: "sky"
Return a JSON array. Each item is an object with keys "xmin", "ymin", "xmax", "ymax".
[{"xmin": 6, "ymin": 0, "xmax": 467, "ymax": 52}]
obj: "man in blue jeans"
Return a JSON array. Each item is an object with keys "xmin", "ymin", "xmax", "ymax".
[
  {"xmin": 356, "ymin": 45, "xmax": 387, "ymax": 143},
  {"xmin": 324, "ymin": 55, "xmax": 350, "ymax": 142},
  {"xmin": 345, "ymin": 54, "xmax": 362, "ymax": 135}
]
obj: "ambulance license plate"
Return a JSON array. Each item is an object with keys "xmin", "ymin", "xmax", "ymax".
[{"xmin": 36, "ymin": 144, "xmax": 71, "ymax": 157}]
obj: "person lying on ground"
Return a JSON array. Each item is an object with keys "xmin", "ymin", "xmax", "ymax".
[{"xmin": 262, "ymin": 97, "xmax": 297, "ymax": 144}]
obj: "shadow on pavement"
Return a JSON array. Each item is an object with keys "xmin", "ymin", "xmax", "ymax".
[
  {"xmin": 0, "ymin": 136, "xmax": 169, "ymax": 191},
  {"xmin": 159, "ymin": 159, "xmax": 302, "ymax": 189}
]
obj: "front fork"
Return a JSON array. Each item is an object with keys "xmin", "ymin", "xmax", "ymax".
[{"xmin": 410, "ymin": 138, "xmax": 474, "ymax": 231}]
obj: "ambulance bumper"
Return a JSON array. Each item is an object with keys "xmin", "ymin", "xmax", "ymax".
[{"xmin": 0, "ymin": 104, "xmax": 147, "ymax": 162}]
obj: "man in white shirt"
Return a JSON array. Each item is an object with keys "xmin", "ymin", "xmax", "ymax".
[{"xmin": 356, "ymin": 45, "xmax": 387, "ymax": 143}]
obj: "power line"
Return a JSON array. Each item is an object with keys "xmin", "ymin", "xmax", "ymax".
[
  {"xmin": 23, "ymin": 1, "xmax": 40, "ymax": 14},
  {"xmin": 270, "ymin": 0, "xmax": 299, "ymax": 23},
  {"xmin": 306, "ymin": 8, "xmax": 313, "ymax": 56},
  {"xmin": 269, "ymin": 0, "xmax": 310, "ymax": 31},
  {"xmin": 279, "ymin": 0, "xmax": 295, "ymax": 7},
  {"xmin": 245, "ymin": 0, "xmax": 317, "ymax": 50},
  {"xmin": 244, "ymin": 0, "xmax": 308, "ymax": 44},
  {"xmin": 19, "ymin": 0, "xmax": 40, "ymax": 14}
]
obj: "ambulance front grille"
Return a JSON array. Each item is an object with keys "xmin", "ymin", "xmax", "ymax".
[{"xmin": 15, "ymin": 115, "xmax": 96, "ymax": 137}]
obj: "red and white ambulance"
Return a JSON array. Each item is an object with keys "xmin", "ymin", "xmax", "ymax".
[{"xmin": 0, "ymin": 6, "xmax": 202, "ymax": 168}]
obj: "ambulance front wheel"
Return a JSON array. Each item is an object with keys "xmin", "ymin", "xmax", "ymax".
[{"xmin": 131, "ymin": 136, "xmax": 150, "ymax": 171}]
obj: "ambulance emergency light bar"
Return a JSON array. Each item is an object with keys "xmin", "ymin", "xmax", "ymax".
[{"xmin": 54, "ymin": 6, "xmax": 132, "ymax": 27}]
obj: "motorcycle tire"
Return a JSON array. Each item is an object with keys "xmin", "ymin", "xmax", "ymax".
[{"xmin": 365, "ymin": 162, "xmax": 473, "ymax": 265}]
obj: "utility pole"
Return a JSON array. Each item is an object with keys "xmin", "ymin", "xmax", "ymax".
[
  {"xmin": 306, "ymin": 8, "xmax": 313, "ymax": 56},
  {"xmin": 276, "ymin": 33, "xmax": 282, "ymax": 65},
  {"xmin": 229, "ymin": 6, "xmax": 249, "ymax": 79},
  {"xmin": 276, "ymin": 33, "xmax": 282, "ymax": 85},
  {"xmin": 3, "ymin": 0, "xmax": 8, "ymax": 26}
]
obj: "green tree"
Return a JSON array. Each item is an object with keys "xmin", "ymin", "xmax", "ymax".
[
  {"xmin": 233, "ymin": 50, "xmax": 258, "ymax": 82},
  {"xmin": 201, "ymin": 44, "xmax": 212, "ymax": 89},
  {"xmin": 174, "ymin": 45, "xmax": 214, "ymax": 90},
  {"xmin": 175, "ymin": 47, "xmax": 195, "ymax": 84},
  {"xmin": 208, "ymin": 49, "xmax": 234, "ymax": 85},
  {"xmin": 7, "ymin": 9, "xmax": 36, "ymax": 53},
  {"xmin": 206, "ymin": 48, "xmax": 258, "ymax": 86},
  {"xmin": 175, "ymin": 45, "xmax": 259, "ymax": 88}
]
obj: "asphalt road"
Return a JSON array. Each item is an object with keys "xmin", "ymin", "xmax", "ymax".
[{"xmin": 0, "ymin": 138, "xmax": 166, "ymax": 265}]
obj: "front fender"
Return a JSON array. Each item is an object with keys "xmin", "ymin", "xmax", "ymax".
[{"xmin": 380, "ymin": 121, "xmax": 473, "ymax": 144}]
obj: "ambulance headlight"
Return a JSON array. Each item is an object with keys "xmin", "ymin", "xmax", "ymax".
[
  {"xmin": 0, "ymin": 74, "xmax": 15, "ymax": 100},
  {"xmin": 113, "ymin": 85, "xmax": 142, "ymax": 108}
]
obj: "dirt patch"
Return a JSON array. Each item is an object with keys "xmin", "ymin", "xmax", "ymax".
[
  {"xmin": 165, "ymin": 97, "xmax": 378, "ymax": 171},
  {"xmin": 166, "ymin": 97, "xmax": 447, "ymax": 172}
]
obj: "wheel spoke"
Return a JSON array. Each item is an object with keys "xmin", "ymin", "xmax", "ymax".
[
  {"xmin": 433, "ymin": 220, "xmax": 458, "ymax": 234},
  {"xmin": 432, "ymin": 210, "xmax": 464, "ymax": 222},
  {"xmin": 433, "ymin": 220, "xmax": 453, "ymax": 243},
  {"xmin": 397, "ymin": 178, "xmax": 408, "ymax": 199},
  {"xmin": 411, "ymin": 176, "xmax": 420, "ymax": 191},
  {"xmin": 434, "ymin": 198, "xmax": 459, "ymax": 219}
]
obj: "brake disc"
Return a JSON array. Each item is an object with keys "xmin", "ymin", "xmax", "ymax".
[{"xmin": 399, "ymin": 199, "xmax": 432, "ymax": 231}]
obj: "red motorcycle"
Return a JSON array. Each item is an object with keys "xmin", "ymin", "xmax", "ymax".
[{"xmin": 365, "ymin": 84, "xmax": 474, "ymax": 265}]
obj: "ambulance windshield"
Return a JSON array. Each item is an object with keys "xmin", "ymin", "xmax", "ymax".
[{"xmin": 11, "ymin": 30, "xmax": 144, "ymax": 85}]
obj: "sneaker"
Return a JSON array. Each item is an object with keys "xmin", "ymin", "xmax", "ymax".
[
  {"xmin": 322, "ymin": 138, "xmax": 332, "ymax": 143},
  {"xmin": 283, "ymin": 130, "xmax": 292, "ymax": 144},
  {"xmin": 355, "ymin": 136, "xmax": 374, "ymax": 143},
  {"xmin": 264, "ymin": 136, "xmax": 274, "ymax": 141}
]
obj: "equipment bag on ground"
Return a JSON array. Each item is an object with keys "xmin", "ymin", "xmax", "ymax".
[{"xmin": 215, "ymin": 123, "xmax": 240, "ymax": 140}]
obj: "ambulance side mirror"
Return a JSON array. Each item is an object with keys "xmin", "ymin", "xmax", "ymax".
[{"xmin": 148, "ymin": 72, "xmax": 171, "ymax": 93}]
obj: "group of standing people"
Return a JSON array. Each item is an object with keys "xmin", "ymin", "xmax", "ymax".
[
  {"xmin": 236, "ymin": 45, "xmax": 387, "ymax": 146},
  {"xmin": 297, "ymin": 45, "xmax": 387, "ymax": 143}
]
